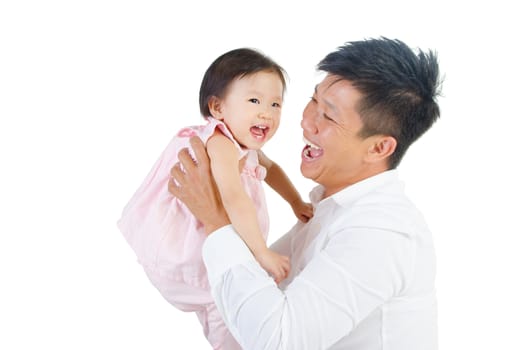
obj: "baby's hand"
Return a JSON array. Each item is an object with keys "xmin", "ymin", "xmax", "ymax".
[
  {"xmin": 292, "ymin": 199, "xmax": 314, "ymax": 223},
  {"xmin": 256, "ymin": 249, "xmax": 290, "ymax": 284}
]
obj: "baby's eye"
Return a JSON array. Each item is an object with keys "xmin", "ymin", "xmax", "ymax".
[
  {"xmin": 249, "ymin": 98, "xmax": 260, "ymax": 104},
  {"xmin": 272, "ymin": 102, "xmax": 281, "ymax": 108}
]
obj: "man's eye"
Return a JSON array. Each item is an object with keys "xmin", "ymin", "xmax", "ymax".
[
  {"xmin": 323, "ymin": 114, "xmax": 335, "ymax": 122},
  {"xmin": 249, "ymin": 98, "xmax": 260, "ymax": 104}
]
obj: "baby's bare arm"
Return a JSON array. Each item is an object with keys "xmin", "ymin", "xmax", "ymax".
[{"xmin": 258, "ymin": 150, "xmax": 313, "ymax": 222}]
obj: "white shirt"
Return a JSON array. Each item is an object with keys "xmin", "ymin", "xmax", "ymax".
[{"xmin": 202, "ymin": 170, "xmax": 437, "ymax": 349}]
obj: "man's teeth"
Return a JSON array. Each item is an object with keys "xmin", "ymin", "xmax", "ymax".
[{"xmin": 303, "ymin": 137, "xmax": 321, "ymax": 149}]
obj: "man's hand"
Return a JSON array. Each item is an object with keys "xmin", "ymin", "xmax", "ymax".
[{"xmin": 168, "ymin": 136, "xmax": 230, "ymax": 234}]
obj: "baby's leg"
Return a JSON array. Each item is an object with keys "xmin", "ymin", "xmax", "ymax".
[
  {"xmin": 143, "ymin": 267, "xmax": 240, "ymax": 348},
  {"xmin": 196, "ymin": 303, "xmax": 242, "ymax": 350},
  {"xmin": 143, "ymin": 266, "xmax": 213, "ymax": 311}
]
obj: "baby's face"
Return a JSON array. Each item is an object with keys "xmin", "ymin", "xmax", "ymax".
[{"xmin": 214, "ymin": 71, "xmax": 283, "ymax": 150}]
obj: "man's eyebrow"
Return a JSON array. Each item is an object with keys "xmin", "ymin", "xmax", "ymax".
[{"xmin": 315, "ymin": 85, "xmax": 337, "ymax": 113}]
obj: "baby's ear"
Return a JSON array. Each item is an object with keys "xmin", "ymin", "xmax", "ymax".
[{"xmin": 208, "ymin": 96, "xmax": 223, "ymax": 120}]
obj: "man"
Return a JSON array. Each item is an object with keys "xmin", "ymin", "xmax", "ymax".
[{"xmin": 170, "ymin": 38, "xmax": 441, "ymax": 349}]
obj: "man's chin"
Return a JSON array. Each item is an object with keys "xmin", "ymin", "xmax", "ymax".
[{"xmin": 300, "ymin": 162, "xmax": 319, "ymax": 181}]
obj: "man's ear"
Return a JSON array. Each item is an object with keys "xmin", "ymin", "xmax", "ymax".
[
  {"xmin": 208, "ymin": 96, "xmax": 223, "ymax": 120},
  {"xmin": 366, "ymin": 135, "xmax": 397, "ymax": 163}
]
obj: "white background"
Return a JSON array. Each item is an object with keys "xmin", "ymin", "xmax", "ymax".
[{"xmin": 1, "ymin": 1, "xmax": 526, "ymax": 349}]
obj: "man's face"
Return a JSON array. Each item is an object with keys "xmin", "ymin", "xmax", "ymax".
[{"xmin": 300, "ymin": 74, "xmax": 373, "ymax": 198}]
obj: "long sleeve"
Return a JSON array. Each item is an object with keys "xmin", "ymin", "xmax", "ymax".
[{"xmin": 202, "ymin": 222, "xmax": 414, "ymax": 350}]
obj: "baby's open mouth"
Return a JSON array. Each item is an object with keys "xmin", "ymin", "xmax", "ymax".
[{"xmin": 250, "ymin": 125, "xmax": 269, "ymax": 139}]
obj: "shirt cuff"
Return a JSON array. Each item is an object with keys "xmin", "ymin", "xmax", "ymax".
[{"xmin": 202, "ymin": 225, "xmax": 256, "ymax": 287}]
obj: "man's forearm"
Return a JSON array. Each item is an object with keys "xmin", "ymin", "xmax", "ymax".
[
  {"xmin": 202, "ymin": 227, "xmax": 283, "ymax": 348},
  {"xmin": 202, "ymin": 225, "xmax": 403, "ymax": 350},
  {"xmin": 203, "ymin": 213, "xmax": 231, "ymax": 235}
]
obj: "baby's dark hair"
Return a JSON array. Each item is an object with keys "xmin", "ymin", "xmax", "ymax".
[
  {"xmin": 318, "ymin": 37, "xmax": 442, "ymax": 168},
  {"xmin": 199, "ymin": 48, "xmax": 287, "ymax": 117}
]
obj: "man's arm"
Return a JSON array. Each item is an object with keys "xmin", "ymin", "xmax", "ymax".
[
  {"xmin": 202, "ymin": 226, "xmax": 412, "ymax": 349},
  {"xmin": 168, "ymin": 137, "xmax": 412, "ymax": 349}
]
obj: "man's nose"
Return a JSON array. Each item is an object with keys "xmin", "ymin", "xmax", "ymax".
[{"xmin": 301, "ymin": 106, "xmax": 317, "ymax": 134}]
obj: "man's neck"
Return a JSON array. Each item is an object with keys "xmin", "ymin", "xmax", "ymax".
[{"xmin": 322, "ymin": 166, "xmax": 390, "ymax": 199}]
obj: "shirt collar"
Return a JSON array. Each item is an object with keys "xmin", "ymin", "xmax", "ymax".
[{"xmin": 309, "ymin": 170, "xmax": 401, "ymax": 207}]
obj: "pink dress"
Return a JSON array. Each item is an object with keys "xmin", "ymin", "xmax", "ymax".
[{"xmin": 117, "ymin": 117, "xmax": 269, "ymax": 349}]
